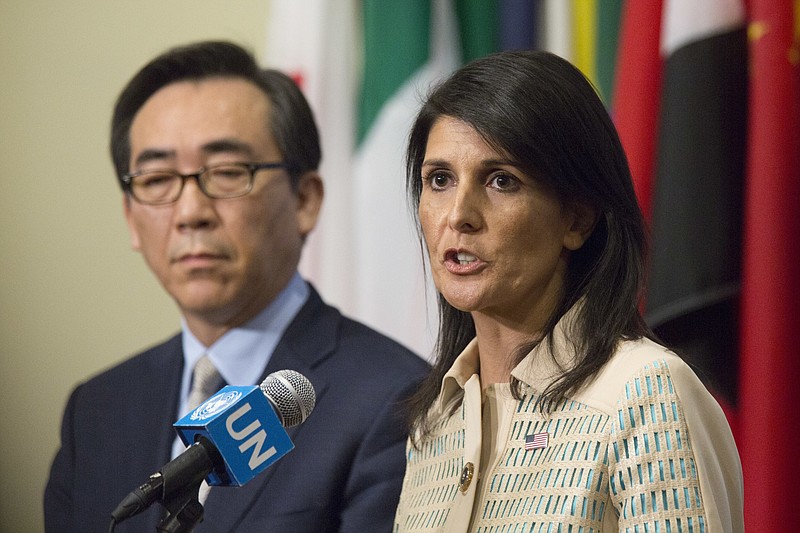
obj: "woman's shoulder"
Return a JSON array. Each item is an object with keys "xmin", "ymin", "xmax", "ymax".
[
  {"xmin": 578, "ymin": 340, "xmax": 743, "ymax": 530},
  {"xmin": 570, "ymin": 337, "xmax": 710, "ymax": 415}
]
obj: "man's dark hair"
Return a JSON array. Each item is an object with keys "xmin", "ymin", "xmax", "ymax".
[
  {"xmin": 110, "ymin": 40, "xmax": 321, "ymax": 188},
  {"xmin": 405, "ymin": 50, "xmax": 654, "ymax": 442}
]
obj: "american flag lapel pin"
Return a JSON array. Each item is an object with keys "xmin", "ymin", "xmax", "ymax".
[{"xmin": 524, "ymin": 432, "xmax": 549, "ymax": 450}]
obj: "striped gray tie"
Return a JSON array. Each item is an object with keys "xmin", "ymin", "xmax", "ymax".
[
  {"xmin": 187, "ymin": 354, "xmax": 223, "ymax": 412},
  {"xmin": 186, "ymin": 354, "xmax": 223, "ymax": 504}
]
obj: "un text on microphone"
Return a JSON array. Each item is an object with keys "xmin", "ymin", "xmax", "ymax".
[{"xmin": 174, "ymin": 384, "xmax": 294, "ymax": 486}]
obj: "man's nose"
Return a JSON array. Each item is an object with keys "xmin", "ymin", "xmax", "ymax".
[{"xmin": 174, "ymin": 178, "xmax": 216, "ymax": 230}]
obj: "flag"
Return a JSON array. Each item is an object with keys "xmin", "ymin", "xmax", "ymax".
[
  {"xmin": 614, "ymin": 1, "xmax": 800, "ymax": 530},
  {"xmin": 613, "ymin": 0, "xmax": 748, "ymax": 421},
  {"xmin": 265, "ymin": 0, "xmax": 500, "ymax": 358},
  {"xmin": 264, "ymin": 2, "xmax": 634, "ymax": 360},
  {"xmin": 524, "ymin": 432, "xmax": 549, "ymax": 450},
  {"xmin": 738, "ymin": 1, "xmax": 800, "ymax": 530},
  {"xmin": 594, "ymin": 0, "xmax": 623, "ymax": 104},
  {"xmin": 350, "ymin": 0, "xmax": 462, "ymax": 357},
  {"xmin": 541, "ymin": 0, "xmax": 573, "ymax": 60},
  {"xmin": 499, "ymin": 0, "xmax": 536, "ymax": 51},
  {"xmin": 645, "ymin": 0, "xmax": 748, "ymax": 413},
  {"xmin": 572, "ymin": 0, "xmax": 597, "ymax": 87},
  {"xmin": 263, "ymin": 0, "xmax": 361, "ymax": 322},
  {"xmin": 264, "ymin": 5, "xmax": 800, "ymax": 530},
  {"xmin": 612, "ymin": 1, "xmax": 664, "ymax": 222}
]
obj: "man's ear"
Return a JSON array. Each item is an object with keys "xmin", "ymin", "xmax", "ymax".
[
  {"xmin": 122, "ymin": 195, "xmax": 142, "ymax": 251},
  {"xmin": 563, "ymin": 201, "xmax": 598, "ymax": 251},
  {"xmin": 295, "ymin": 171, "xmax": 324, "ymax": 239}
]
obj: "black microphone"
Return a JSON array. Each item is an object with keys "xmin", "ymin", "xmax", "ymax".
[{"xmin": 110, "ymin": 369, "xmax": 315, "ymax": 525}]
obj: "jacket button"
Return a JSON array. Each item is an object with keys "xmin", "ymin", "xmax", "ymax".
[{"xmin": 459, "ymin": 462, "xmax": 474, "ymax": 494}]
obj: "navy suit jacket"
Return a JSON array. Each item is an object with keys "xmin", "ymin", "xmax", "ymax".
[{"xmin": 44, "ymin": 287, "xmax": 429, "ymax": 532}]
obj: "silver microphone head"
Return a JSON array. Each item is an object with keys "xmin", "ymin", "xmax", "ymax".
[{"xmin": 259, "ymin": 369, "xmax": 316, "ymax": 428}]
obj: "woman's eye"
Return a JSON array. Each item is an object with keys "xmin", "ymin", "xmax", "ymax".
[
  {"xmin": 489, "ymin": 173, "xmax": 518, "ymax": 190},
  {"xmin": 426, "ymin": 172, "xmax": 451, "ymax": 190}
]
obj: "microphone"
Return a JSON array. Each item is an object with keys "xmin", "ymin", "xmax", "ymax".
[{"xmin": 110, "ymin": 369, "xmax": 315, "ymax": 525}]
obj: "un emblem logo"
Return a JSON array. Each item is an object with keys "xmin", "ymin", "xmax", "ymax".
[{"xmin": 190, "ymin": 390, "xmax": 243, "ymax": 421}]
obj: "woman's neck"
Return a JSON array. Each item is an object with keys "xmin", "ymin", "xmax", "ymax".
[{"xmin": 472, "ymin": 314, "xmax": 542, "ymax": 388}]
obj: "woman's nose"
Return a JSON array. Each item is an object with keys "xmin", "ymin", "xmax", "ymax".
[{"xmin": 447, "ymin": 183, "xmax": 483, "ymax": 233}]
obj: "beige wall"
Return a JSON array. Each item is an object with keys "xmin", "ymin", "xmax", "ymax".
[{"xmin": 0, "ymin": 2, "xmax": 270, "ymax": 530}]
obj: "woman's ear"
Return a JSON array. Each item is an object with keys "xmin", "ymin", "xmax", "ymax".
[{"xmin": 563, "ymin": 201, "xmax": 598, "ymax": 251}]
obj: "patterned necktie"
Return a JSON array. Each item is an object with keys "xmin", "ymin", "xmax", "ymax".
[
  {"xmin": 185, "ymin": 354, "xmax": 223, "ymax": 504},
  {"xmin": 186, "ymin": 354, "xmax": 223, "ymax": 412}
]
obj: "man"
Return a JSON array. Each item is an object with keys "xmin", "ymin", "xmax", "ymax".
[{"xmin": 44, "ymin": 41, "xmax": 429, "ymax": 532}]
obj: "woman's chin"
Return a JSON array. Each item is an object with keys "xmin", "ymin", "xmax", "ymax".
[{"xmin": 439, "ymin": 289, "xmax": 485, "ymax": 314}]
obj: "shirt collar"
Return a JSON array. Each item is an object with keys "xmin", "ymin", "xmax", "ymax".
[
  {"xmin": 438, "ymin": 337, "xmax": 480, "ymax": 408},
  {"xmin": 436, "ymin": 301, "xmax": 584, "ymax": 406},
  {"xmin": 180, "ymin": 272, "xmax": 309, "ymax": 393},
  {"xmin": 510, "ymin": 301, "xmax": 584, "ymax": 392}
]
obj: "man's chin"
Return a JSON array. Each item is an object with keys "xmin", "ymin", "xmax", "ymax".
[{"xmin": 170, "ymin": 283, "xmax": 235, "ymax": 316}]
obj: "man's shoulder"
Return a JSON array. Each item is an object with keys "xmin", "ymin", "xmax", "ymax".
[
  {"xmin": 74, "ymin": 333, "xmax": 182, "ymax": 395},
  {"xmin": 337, "ymin": 314, "xmax": 429, "ymax": 373},
  {"xmin": 292, "ymin": 286, "xmax": 430, "ymax": 379}
]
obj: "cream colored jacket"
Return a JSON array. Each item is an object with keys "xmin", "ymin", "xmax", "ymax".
[{"xmin": 394, "ymin": 317, "xmax": 743, "ymax": 532}]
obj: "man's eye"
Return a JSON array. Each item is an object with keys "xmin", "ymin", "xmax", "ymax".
[
  {"xmin": 140, "ymin": 174, "xmax": 174, "ymax": 187},
  {"xmin": 211, "ymin": 167, "xmax": 248, "ymax": 180}
]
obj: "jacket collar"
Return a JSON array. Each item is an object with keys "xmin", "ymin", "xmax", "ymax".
[
  {"xmin": 199, "ymin": 284, "xmax": 339, "ymax": 530},
  {"xmin": 436, "ymin": 302, "xmax": 583, "ymax": 409}
]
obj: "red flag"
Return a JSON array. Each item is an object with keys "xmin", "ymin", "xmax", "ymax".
[
  {"xmin": 739, "ymin": 2, "xmax": 800, "ymax": 530},
  {"xmin": 612, "ymin": 1, "xmax": 664, "ymax": 222}
]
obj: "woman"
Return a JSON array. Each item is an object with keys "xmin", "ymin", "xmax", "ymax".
[{"xmin": 393, "ymin": 51, "xmax": 743, "ymax": 532}]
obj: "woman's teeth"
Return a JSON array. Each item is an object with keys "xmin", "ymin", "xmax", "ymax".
[{"xmin": 456, "ymin": 252, "xmax": 477, "ymax": 265}]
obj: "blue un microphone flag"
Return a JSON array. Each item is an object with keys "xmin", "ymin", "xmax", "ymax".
[
  {"xmin": 174, "ymin": 385, "xmax": 294, "ymax": 487},
  {"xmin": 111, "ymin": 371, "xmax": 313, "ymax": 527}
]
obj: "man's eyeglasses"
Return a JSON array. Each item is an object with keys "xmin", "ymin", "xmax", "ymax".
[{"xmin": 119, "ymin": 162, "xmax": 286, "ymax": 205}]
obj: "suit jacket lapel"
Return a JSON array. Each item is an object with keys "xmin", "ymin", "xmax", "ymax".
[
  {"xmin": 150, "ymin": 336, "xmax": 185, "ymax": 465},
  {"xmin": 125, "ymin": 335, "xmax": 184, "ymax": 530},
  {"xmin": 199, "ymin": 286, "xmax": 337, "ymax": 531}
]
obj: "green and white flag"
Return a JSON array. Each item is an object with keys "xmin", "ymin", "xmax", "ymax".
[{"xmin": 265, "ymin": 0, "xmax": 463, "ymax": 357}]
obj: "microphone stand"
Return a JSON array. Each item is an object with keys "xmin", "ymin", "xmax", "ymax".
[
  {"xmin": 108, "ymin": 439, "xmax": 217, "ymax": 532},
  {"xmin": 154, "ymin": 439, "xmax": 219, "ymax": 532},
  {"xmin": 157, "ymin": 484, "xmax": 204, "ymax": 533},
  {"xmin": 107, "ymin": 477, "xmax": 205, "ymax": 533}
]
